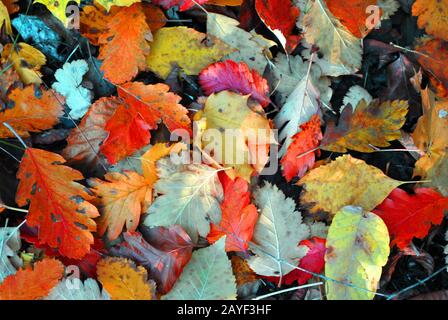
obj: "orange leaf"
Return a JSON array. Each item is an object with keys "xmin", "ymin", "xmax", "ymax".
[
  {"xmin": 89, "ymin": 171, "xmax": 152, "ymax": 241},
  {"xmin": 98, "ymin": 3, "xmax": 150, "ymax": 84},
  {"xmin": 80, "ymin": 3, "xmax": 112, "ymax": 46},
  {"xmin": 16, "ymin": 148, "xmax": 99, "ymax": 259},
  {"xmin": 412, "ymin": 0, "xmax": 448, "ymax": 41},
  {"xmin": 231, "ymin": 256, "xmax": 259, "ymax": 288},
  {"xmin": 97, "ymin": 257, "xmax": 156, "ymax": 300},
  {"xmin": 0, "ymin": 85, "xmax": 64, "ymax": 138},
  {"xmin": 207, "ymin": 174, "xmax": 258, "ymax": 252},
  {"xmin": 140, "ymin": 142, "xmax": 186, "ymax": 182},
  {"xmin": 62, "ymin": 96, "xmax": 121, "ymax": 173},
  {"xmin": 207, "ymin": 0, "xmax": 242, "ymax": 5},
  {"xmin": 281, "ymin": 114, "xmax": 322, "ymax": 181},
  {"xmin": 2, "ymin": 0, "xmax": 19, "ymax": 14},
  {"xmin": 415, "ymin": 38, "xmax": 448, "ymax": 98},
  {"xmin": 326, "ymin": 0, "xmax": 378, "ymax": 38},
  {"xmin": 0, "ymin": 258, "xmax": 64, "ymax": 300},
  {"xmin": 142, "ymin": 3, "xmax": 167, "ymax": 33},
  {"xmin": 100, "ymin": 82, "xmax": 191, "ymax": 164}
]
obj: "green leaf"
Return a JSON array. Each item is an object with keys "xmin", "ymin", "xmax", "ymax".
[
  {"xmin": 325, "ymin": 206, "xmax": 390, "ymax": 300},
  {"xmin": 162, "ymin": 237, "xmax": 237, "ymax": 300}
]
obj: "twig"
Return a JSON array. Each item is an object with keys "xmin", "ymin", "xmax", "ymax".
[{"xmin": 253, "ymin": 282, "xmax": 324, "ymax": 300}]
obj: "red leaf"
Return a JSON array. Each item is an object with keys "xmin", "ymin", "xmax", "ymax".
[
  {"xmin": 281, "ymin": 114, "xmax": 322, "ymax": 181},
  {"xmin": 373, "ymin": 188, "xmax": 448, "ymax": 249},
  {"xmin": 263, "ymin": 237, "xmax": 326, "ymax": 285},
  {"xmin": 199, "ymin": 60, "xmax": 271, "ymax": 107},
  {"xmin": 255, "ymin": 0, "xmax": 301, "ymax": 53},
  {"xmin": 110, "ymin": 227, "xmax": 193, "ymax": 294},
  {"xmin": 151, "ymin": 0, "xmax": 208, "ymax": 11},
  {"xmin": 207, "ymin": 174, "xmax": 258, "ymax": 252}
]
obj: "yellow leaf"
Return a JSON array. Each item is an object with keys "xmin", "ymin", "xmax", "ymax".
[
  {"xmin": 298, "ymin": 155, "xmax": 401, "ymax": 216},
  {"xmin": 1, "ymin": 43, "xmax": 46, "ymax": 85},
  {"xmin": 146, "ymin": 27, "xmax": 234, "ymax": 79},
  {"xmin": 325, "ymin": 206, "xmax": 390, "ymax": 300},
  {"xmin": 95, "ymin": 0, "xmax": 141, "ymax": 11},
  {"xmin": 0, "ymin": 0, "xmax": 12, "ymax": 35},
  {"xmin": 89, "ymin": 171, "xmax": 152, "ymax": 241},
  {"xmin": 34, "ymin": 0, "xmax": 81, "ymax": 26},
  {"xmin": 140, "ymin": 142, "xmax": 186, "ymax": 183},
  {"xmin": 97, "ymin": 257, "xmax": 156, "ymax": 300},
  {"xmin": 195, "ymin": 91, "xmax": 275, "ymax": 181}
]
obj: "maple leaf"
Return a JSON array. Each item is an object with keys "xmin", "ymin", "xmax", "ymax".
[
  {"xmin": 321, "ymin": 99, "xmax": 408, "ymax": 153},
  {"xmin": 0, "ymin": 227, "xmax": 22, "ymax": 282},
  {"xmin": 144, "ymin": 161, "xmax": 224, "ymax": 243},
  {"xmin": 98, "ymin": 3, "xmax": 150, "ymax": 84},
  {"xmin": 97, "ymin": 257, "xmax": 156, "ymax": 300},
  {"xmin": 415, "ymin": 38, "xmax": 448, "ymax": 98},
  {"xmin": 255, "ymin": 0, "xmax": 301, "ymax": 53},
  {"xmin": 302, "ymin": 0, "xmax": 362, "ymax": 75},
  {"xmin": 281, "ymin": 114, "xmax": 322, "ymax": 181},
  {"xmin": 34, "ymin": 0, "xmax": 80, "ymax": 26},
  {"xmin": 151, "ymin": 0, "xmax": 208, "ymax": 11},
  {"xmin": 100, "ymin": 82, "xmax": 191, "ymax": 164},
  {"xmin": 0, "ymin": 0, "xmax": 11, "ymax": 35},
  {"xmin": 162, "ymin": 237, "xmax": 237, "ymax": 300},
  {"xmin": 62, "ymin": 96, "xmax": 121, "ymax": 174},
  {"xmin": 373, "ymin": 188, "xmax": 448, "ymax": 249},
  {"xmin": 325, "ymin": 206, "xmax": 389, "ymax": 300},
  {"xmin": 146, "ymin": 26, "xmax": 233, "ymax": 79},
  {"xmin": 195, "ymin": 91, "xmax": 274, "ymax": 180},
  {"xmin": 0, "ymin": 258, "xmax": 64, "ymax": 300},
  {"xmin": 298, "ymin": 155, "xmax": 402, "ymax": 216},
  {"xmin": 207, "ymin": 174, "xmax": 258, "ymax": 252},
  {"xmin": 16, "ymin": 148, "xmax": 99, "ymax": 259},
  {"xmin": 326, "ymin": 0, "xmax": 379, "ymax": 38},
  {"xmin": 0, "ymin": 85, "xmax": 64, "ymax": 138},
  {"xmin": 89, "ymin": 171, "xmax": 152, "ymax": 241},
  {"xmin": 412, "ymin": 0, "xmax": 448, "ymax": 41},
  {"xmin": 46, "ymin": 278, "xmax": 110, "ymax": 300},
  {"xmin": 207, "ymin": 13, "xmax": 277, "ymax": 74},
  {"xmin": 110, "ymin": 228, "xmax": 193, "ymax": 294},
  {"xmin": 1, "ymin": 43, "xmax": 46, "ymax": 84},
  {"xmin": 264, "ymin": 237, "xmax": 326, "ymax": 286},
  {"xmin": 52, "ymin": 59, "xmax": 92, "ymax": 120},
  {"xmin": 248, "ymin": 183, "xmax": 310, "ymax": 282},
  {"xmin": 199, "ymin": 60, "xmax": 271, "ymax": 107}
]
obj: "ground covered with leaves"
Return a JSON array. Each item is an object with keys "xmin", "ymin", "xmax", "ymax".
[{"xmin": 0, "ymin": 0, "xmax": 447, "ymax": 301}]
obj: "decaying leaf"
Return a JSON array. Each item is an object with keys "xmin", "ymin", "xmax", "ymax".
[
  {"xmin": 412, "ymin": 0, "xmax": 448, "ymax": 41},
  {"xmin": 1, "ymin": 43, "xmax": 46, "ymax": 84}
]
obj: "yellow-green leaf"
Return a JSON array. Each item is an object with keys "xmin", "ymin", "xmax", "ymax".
[
  {"xmin": 325, "ymin": 206, "xmax": 390, "ymax": 300},
  {"xmin": 146, "ymin": 27, "xmax": 234, "ymax": 79},
  {"xmin": 0, "ymin": 0, "xmax": 12, "ymax": 35}
]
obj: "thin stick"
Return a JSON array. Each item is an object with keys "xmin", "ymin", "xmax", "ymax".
[
  {"xmin": 0, "ymin": 204, "xmax": 28, "ymax": 213},
  {"xmin": 0, "ymin": 146, "xmax": 20, "ymax": 163},
  {"xmin": 2, "ymin": 123, "xmax": 27, "ymax": 149},
  {"xmin": 253, "ymin": 282, "xmax": 324, "ymax": 300}
]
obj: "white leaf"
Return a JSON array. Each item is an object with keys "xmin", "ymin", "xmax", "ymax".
[
  {"xmin": 52, "ymin": 59, "xmax": 92, "ymax": 120},
  {"xmin": 378, "ymin": 0, "xmax": 400, "ymax": 19},
  {"xmin": 207, "ymin": 13, "xmax": 276, "ymax": 74},
  {"xmin": 342, "ymin": 85, "xmax": 373, "ymax": 112},
  {"xmin": 162, "ymin": 237, "xmax": 237, "ymax": 300},
  {"xmin": 0, "ymin": 227, "xmax": 23, "ymax": 282},
  {"xmin": 46, "ymin": 279, "xmax": 110, "ymax": 300},
  {"xmin": 248, "ymin": 183, "xmax": 310, "ymax": 279},
  {"xmin": 301, "ymin": 0, "xmax": 362, "ymax": 75},
  {"xmin": 144, "ymin": 163, "xmax": 223, "ymax": 242}
]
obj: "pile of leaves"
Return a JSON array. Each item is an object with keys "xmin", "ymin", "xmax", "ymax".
[{"xmin": 0, "ymin": 0, "xmax": 447, "ymax": 300}]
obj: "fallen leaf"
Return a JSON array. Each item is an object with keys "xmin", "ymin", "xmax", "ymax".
[
  {"xmin": 0, "ymin": 258, "xmax": 64, "ymax": 300},
  {"xmin": 16, "ymin": 148, "xmax": 99, "ymax": 259},
  {"xmin": 325, "ymin": 206, "xmax": 390, "ymax": 300},
  {"xmin": 412, "ymin": 0, "xmax": 448, "ymax": 41},
  {"xmin": 298, "ymin": 155, "xmax": 402, "ymax": 216},
  {"xmin": 1, "ymin": 43, "xmax": 46, "ymax": 84},
  {"xmin": 34, "ymin": 0, "xmax": 80, "ymax": 26},
  {"xmin": 151, "ymin": 0, "xmax": 208, "ymax": 11},
  {"xmin": 0, "ymin": 227, "xmax": 23, "ymax": 282},
  {"xmin": 373, "ymin": 188, "xmax": 448, "ymax": 249},
  {"xmin": 97, "ymin": 257, "xmax": 156, "ymax": 300},
  {"xmin": 0, "ymin": 0, "xmax": 12, "ymax": 34},
  {"xmin": 95, "ymin": 0, "xmax": 141, "ymax": 11},
  {"xmin": 46, "ymin": 278, "xmax": 110, "ymax": 300}
]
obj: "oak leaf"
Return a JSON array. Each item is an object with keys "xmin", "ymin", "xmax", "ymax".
[
  {"xmin": 0, "ymin": 258, "xmax": 64, "ymax": 300},
  {"xmin": 298, "ymin": 155, "xmax": 402, "ymax": 216},
  {"xmin": 16, "ymin": 148, "xmax": 99, "ymax": 259},
  {"xmin": 1, "ymin": 43, "xmax": 46, "ymax": 84},
  {"xmin": 207, "ymin": 174, "xmax": 258, "ymax": 252},
  {"xmin": 97, "ymin": 257, "xmax": 156, "ymax": 300},
  {"xmin": 146, "ymin": 26, "xmax": 233, "ymax": 79},
  {"xmin": 412, "ymin": 0, "xmax": 448, "ymax": 41},
  {"xmin": 281, "ymin": 114, "xmax": 322, "ymax": 181},
  {"xmin": 199, "ymin": 60, "xmax": 271, "ymax": 107},
  {"xmin": 373, "ymin": 188, "xmax": 448, "ymax": 249},
  {"xmin": 0, "ymin": 85, "xmax": 64, "ymax": 138},
  {"xmin": 98, "ymin": 3, "xmax": 150, "ymax": 84},
  {"xmin": 321, "ymin": 99, "xmax": 408, "ymax": 153},
  {"xmin": 325, "ymin": 206, "xmax": 389, "ymax": 300}
]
